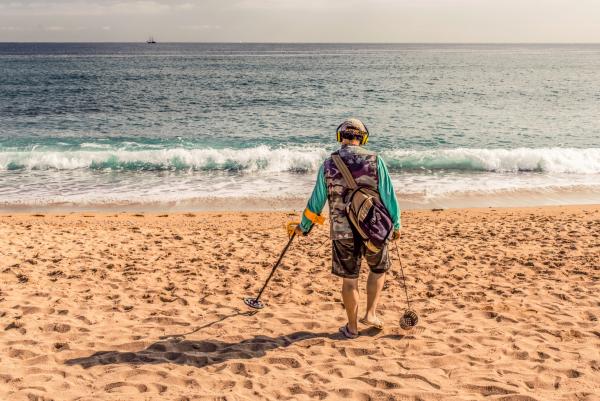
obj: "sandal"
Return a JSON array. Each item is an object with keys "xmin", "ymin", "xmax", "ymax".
[
  {"xmin": 339, "ymin": 324, "xmax": 359, "ymax": 339},
  {"xmin": 359, "ymin": 316, "xmax": 384, "ymax": 330}
]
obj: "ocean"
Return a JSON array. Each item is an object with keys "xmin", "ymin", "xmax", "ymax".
[{"xmin": 1, "ymin": 43, "xmax": 599, "ymax": 211}]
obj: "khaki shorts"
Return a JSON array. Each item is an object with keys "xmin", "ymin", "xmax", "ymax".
[{"xmin": 331, "ymin": 237, "xmax": 390, "ymax": 279}]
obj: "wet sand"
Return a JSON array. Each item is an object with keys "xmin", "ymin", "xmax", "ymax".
[{"xmin": 0, "ymin": 205, "xmax": 599, "ymax": 400}]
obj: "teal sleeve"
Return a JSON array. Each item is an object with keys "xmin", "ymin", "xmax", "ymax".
[
  {"xmin": 377, "ymin": 156, "xmax": 401, "ymax": 230},
  {"xmin": 300, "ymin": 164, "xmax": 327, "ymax": 233}
]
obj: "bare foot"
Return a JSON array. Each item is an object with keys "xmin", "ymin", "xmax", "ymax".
[{"xmin": 360, "ymin": 315, "xmax": 384, "ymax": 329}]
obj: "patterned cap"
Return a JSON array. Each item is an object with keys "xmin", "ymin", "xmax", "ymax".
[{"xmin": 337, "ymin": 118, "xmax": 368, "ymax": 135}]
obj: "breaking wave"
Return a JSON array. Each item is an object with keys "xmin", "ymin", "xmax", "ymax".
[
  {"xmin": 1, "ymin": 146, "xmax": 599, "ymax": 174},
  {"xmin": 382, "ymin": 147, "xmax": 600, "ymax": 174}
]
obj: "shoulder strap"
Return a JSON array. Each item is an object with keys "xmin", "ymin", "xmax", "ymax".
[{"xmin": 332, "ymin": 154, "xmax": 358, "ymax": 189}]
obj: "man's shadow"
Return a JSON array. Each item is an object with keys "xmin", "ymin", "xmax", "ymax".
[{"xmin": 65, "ymin": 311, "xmax": 384, "ymax": 370}]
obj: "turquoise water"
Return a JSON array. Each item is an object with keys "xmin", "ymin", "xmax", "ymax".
[{"xmin": 1, "ymin": 43, "xmax": 599, "ymax": 209}]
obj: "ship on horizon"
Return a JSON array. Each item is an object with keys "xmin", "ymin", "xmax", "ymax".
[{"xmin": 146, "ymin": 36, "xmax": 156, "ymax": 44}]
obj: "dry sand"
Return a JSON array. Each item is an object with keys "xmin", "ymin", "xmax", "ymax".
[{"xmin": 0, "ymin": 205, "xmax": 599, "ymax": 401}]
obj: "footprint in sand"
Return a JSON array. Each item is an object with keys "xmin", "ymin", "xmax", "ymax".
[{"xmin": 104, "ymin": 381, "xmax": 148, "ymax": 393}]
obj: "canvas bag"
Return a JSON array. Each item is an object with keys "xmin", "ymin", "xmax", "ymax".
[{"xmin": 331, "ymin": 154, "xmax": 393, "ymax": 252}]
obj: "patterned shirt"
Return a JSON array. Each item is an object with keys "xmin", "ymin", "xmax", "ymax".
[{"xmin": 300, "ymin": 145, "xmax": 400, "ymax": 236}]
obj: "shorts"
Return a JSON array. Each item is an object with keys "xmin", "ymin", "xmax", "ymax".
[{"xmin": 331, "ymin": 236, "xmax": 390, "ymax": 279}]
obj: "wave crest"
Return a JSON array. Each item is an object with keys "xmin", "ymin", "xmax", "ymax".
[
  {"xmin": 1, "ymin": 146, "xmax": 599, "ymax": 174},
  {"xmin": 383, "ymin": 147, "xmax": 600, "ymax": 173},
  {"xmin": 0, "ymin": 146, "xmax": 328, "ymax": 172}
]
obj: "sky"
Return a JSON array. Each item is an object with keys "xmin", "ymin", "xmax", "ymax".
[{"xmin": 0, "ymin": 0, "xmax": 599, "ymax": 42}]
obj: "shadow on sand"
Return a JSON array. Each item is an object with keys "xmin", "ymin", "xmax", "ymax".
[{"xmin": 65, "ymin": 312, "xmax": 387, "ymax": 370}]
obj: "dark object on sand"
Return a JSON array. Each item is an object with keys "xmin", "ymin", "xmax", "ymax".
[
  {"xmin": 244, "ymin": 232, "xmax": 297, "ymax": 309},
  {"xmin": 400, "ymin": 310, "xmax": 419, "ymax": 329},
  {"xmin": 394, "ymin": 242, "xmax": 419, "ymax": 329}
]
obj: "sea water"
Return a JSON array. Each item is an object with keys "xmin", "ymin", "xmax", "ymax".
[{"xmin": 1, "ymin": 43, "xmax": 599, "ymax": 210}]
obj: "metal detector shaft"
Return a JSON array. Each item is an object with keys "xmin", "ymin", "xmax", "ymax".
[{"xmin": 253, "ymin": 232, "xmax": 296, "ymax": 302}]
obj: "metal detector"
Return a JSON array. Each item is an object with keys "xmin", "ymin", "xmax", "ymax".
[{"xmin": 243, "ymin": 232, "xmax": 296, "ymax": 309}]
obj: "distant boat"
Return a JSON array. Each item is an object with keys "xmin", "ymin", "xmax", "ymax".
[{"xmin": 146, "ymin": 36, "xmax": 156, "ymax": 44}]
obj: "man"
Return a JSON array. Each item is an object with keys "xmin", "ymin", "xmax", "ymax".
[{"xmin": 294, "ymin": 118, "xmax": 401, "ymax": 339}]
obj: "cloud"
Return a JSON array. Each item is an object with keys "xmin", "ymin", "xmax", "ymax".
[
  {"xmin": 110, "ymin": 1, "xmax": 172, "ymax": 15},
  {"xmin": 233, "ymin": 0, "xmax": 344, "ymax": 10},
  {"xmin": 40, "ymin": 25, "xmax": 86, "ymax": 31},
  {"xmin": 176, "ymin": 2, "xmax": 196, "ymax": 10},
  {"xmin": 231, "ymin": 0, "xmax": 400, "ymax": 11},
  {"xmin": 0, "ymin": 1, "xmax": 190, "ymax": 16},
  {"xmin": 181, "ymin": 24, "xmax": 221, "ymax": 31}
]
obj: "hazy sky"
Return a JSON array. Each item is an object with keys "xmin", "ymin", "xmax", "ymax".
[{"xmin": 1, "ymin": 0, "xmax": 599, "ymax": 42}]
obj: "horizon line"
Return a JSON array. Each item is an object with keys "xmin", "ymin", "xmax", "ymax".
[{"xmin": 1, "ymin": 41, "xmax": 600, "ymax": 45}]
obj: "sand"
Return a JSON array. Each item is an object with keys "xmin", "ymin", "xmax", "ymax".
[{"xmin": 0, "ymin": 205, "xmax": 599, "ymax": 401}]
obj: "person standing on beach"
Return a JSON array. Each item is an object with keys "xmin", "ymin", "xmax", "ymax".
[{"xmin": 294, "ymin": 118, "xmax": 401, "ymax": 339}]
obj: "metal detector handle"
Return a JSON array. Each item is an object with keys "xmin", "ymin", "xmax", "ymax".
[{"xmin": 254, "ymin": 232, "xmax": 296, "ymax": 302}]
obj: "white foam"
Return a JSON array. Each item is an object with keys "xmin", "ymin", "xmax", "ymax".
[
  {"xmin": 0, "ymin": 145, "xmax": 329, "ymax": 172},
  {"xmin": 382, "ymin": 147, "xmax": 600, "ymax": 174},
  {"xmin": 1, "ymin": 146, "xmax": 600, "ymax": 174}
]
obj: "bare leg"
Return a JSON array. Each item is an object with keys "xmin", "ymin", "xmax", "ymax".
[
  {"xmin": 342, "ymin": 278, "xmax": 359, "ymax": 335},
  {"xmin": 364, "ymin": 271, "xmax": 385, "ymax": 322}
]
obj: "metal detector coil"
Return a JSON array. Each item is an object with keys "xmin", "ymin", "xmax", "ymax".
[{"xmin": 400, "ymin": 309, "xmax": 419, "ymax": 330}]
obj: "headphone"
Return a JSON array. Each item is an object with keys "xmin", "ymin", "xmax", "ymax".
[{"xmin": 336, "ymin": 122, "xmax": 370, "ymax": 145}]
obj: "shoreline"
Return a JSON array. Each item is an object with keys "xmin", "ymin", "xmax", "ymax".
[
  {"xmin": 1, "ymin": 202, "xmax": 599, "ymax": 217},
  {"xmin": 2, "ymin": 185, "xmax": 600, "ymax": 213}
]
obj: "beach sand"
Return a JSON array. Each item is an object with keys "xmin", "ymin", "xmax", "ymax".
[{"xmin": 0, "ymin": 205, "xmax": 598, "ymax": 401}]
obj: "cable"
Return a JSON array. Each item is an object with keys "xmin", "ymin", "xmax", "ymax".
[
  {"xmin": 393, "ymin": 241, "xmax": 411, "ymax": 310},
  {"xmin": 393, "ymin": 241, "xmax": 419, "ymax": 329}
]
